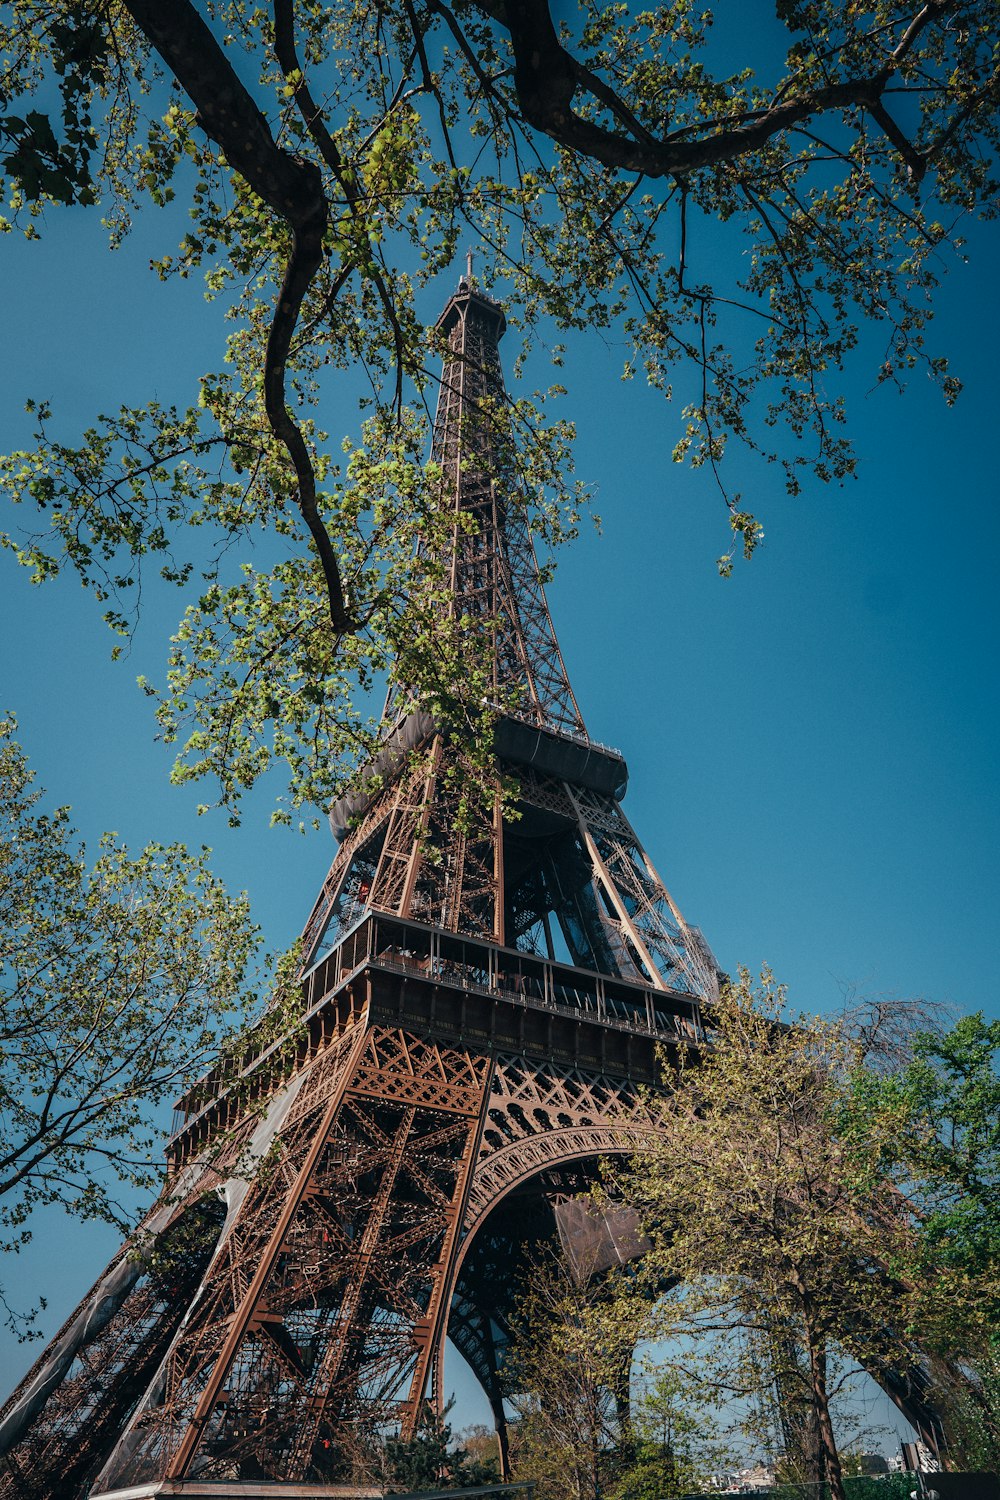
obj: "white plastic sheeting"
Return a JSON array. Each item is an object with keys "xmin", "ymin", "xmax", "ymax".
[
  {"xmin": 0, "ymin": 1071, "xmax": 306, "ymax": 1467},
  {"xmin": 91, "ymin": 1070, "xmax": 307, "ymax": 1492},
  {"xmin": 0, "ymin": 1157, "xmax": 203, "ymax": 1458}
]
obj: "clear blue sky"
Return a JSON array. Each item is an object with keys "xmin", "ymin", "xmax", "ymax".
[{"xmin": 0, "ymin": 134, "xmax": 997, "ymax": 1442}]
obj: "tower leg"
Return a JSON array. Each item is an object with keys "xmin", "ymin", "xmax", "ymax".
[
  {"xmin": 493, "ymin": 1394, "xmax": 512, "ymax": 1482},
  {"xmin": 0, "ymin": 1192, "xmax": 226, "ymax": 1500},
  {"xmin": 76, "ymin": 1020, "xmax": 494, "ymax": 1492}
]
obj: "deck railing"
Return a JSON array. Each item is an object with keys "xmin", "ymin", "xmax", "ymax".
[{"xmin": 170, "ymin": 912, "xmax": 704, "ymax": 1142}]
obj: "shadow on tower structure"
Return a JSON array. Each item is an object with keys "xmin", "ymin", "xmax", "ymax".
[{"xmin": 0, "ymin": 276, "xmax": 943, "ymax": 1498}]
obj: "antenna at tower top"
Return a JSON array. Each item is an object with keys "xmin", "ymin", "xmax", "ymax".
[{"xmin": 465, "ymin": 249, "xmax": 474, "ymax": 284}]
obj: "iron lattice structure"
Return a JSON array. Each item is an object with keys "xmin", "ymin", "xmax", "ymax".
[{"xmin": 0, "ymin": 280, "xmax": 943, "ymax": 1500}]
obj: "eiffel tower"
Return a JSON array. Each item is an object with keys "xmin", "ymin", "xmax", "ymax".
[{"xmin": 0, "ymin": 274, "xmax": 941, "ymax": 1498}]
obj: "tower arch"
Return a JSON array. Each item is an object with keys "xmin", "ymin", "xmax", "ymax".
[
  {"xmin": 461, "ymin": 1050, "xmax": 661, "ymax": 1249},
  {"xmin": 0, "ymin": 270, "xmax": 947, "ymax": 1498}
]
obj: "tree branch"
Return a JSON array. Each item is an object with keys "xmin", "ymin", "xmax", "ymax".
[
  {"xmin": 471, "ymin": 0, "xmax": 955, "ymax": 181},
  {"xmin": 120, "ymin": 0, "xmax": 352, "ymax": 630}
]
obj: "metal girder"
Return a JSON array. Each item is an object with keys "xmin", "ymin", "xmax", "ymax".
[
  {"xmin": 0, "ymin": 1197, "xmax": 224, "ymax": 1500},
  {"xmin": 0, "ymin": 972, "xmax": 948, "ymax": 1494},
  {"xmin": 0, "ymin": 994, "xmax": 669, "ymax": 1497},
  {"xmin": 384, "ymin": 286, "xmax": 585, "ymax": 739},
  {"xmin": 84, "ymin": 1021, "xmax": 494, "ymax": 1491},
  {"xmin": 0, "ymin": 275, "xmax": 947, "ymax": 1499},
  {"xmin": 298, "ymin": 278, "xmax": 719, "ymax": 999},
  {"xmin": 462, "ymin": 1053, "xmax": 661, "ymax": 1243}
]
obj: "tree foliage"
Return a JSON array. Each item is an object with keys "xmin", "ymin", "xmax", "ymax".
[
  {"xmin": 841, "ymin": 1012, "xmax": 1000, "ymax": 1466},
  {"xmin": 505, "ymin": 1245, "xmax": 728, "ymax": 1500},
  {"xmin": 844, "ymin": 1012, "xmax": 1000, "ymax": 1286},
  {"xmin": 2, "ymin": 0, "xmax": 999, "ymax": 818},
  {"xmin": 609, "ymin": 1368, "xmax": 733, "ymax": 1500},
  {"xmin": 0, "ymin": 715, "xmax": 263, "ymax": 1330},
  {"xmin": 501, "ymin": 983, "xmax": 1000, "ymax": 1494},
  {"xmin": 383, "ymin": 1401, "xmax": 500, "ymax": 1492},
  {"xmin": 617, "ymin": 969, "xmax": 995, "ymax": 1500},
  {"xmin": 505, "ymin": 1247, "xmax": 640, "ymax": 1500}
]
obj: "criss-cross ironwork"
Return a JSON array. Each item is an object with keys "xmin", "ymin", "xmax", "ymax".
[{"xmin": 0, "ymin": 278, "xmax": 941, "ymax": 1500}]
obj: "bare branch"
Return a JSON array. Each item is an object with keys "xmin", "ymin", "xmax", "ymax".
[
  {"xmin": 470, "ymin": 0, "xmax": 956, "ymax": 182},
  {"xmin": 121, "ymin": 0, "xmax": 352, "ymax": 630}
]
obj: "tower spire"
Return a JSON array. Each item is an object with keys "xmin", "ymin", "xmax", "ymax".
[
  {"xmin": 425, "ymin": 271, "xmax": 586, "ymax": 738},
  {"xmin": 316, "ymin": 281, "xmax": 716, "ymax": 994}
]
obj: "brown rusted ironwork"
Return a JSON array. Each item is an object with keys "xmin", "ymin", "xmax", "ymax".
[
  {"xmin": 0, "ymin": 277, "xmax": 941, "ymax": 1499},
  {"xmin": 306, "ymin": 283, "xmax": 718, "ymax": 981}
]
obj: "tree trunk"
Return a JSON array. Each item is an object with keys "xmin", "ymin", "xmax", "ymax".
[
  {"xmin": 589, "ymin": 1381, "xmax": 602, "ymax": 1500},
  {"xmin": 613, "ymin": 1348, "xmax": 635, "ymax": 1466},
  {"xmin": 771, "ymin": 1327, "xmax": 824, "ymax": 1483},
  {"xmin": 807, "ymin": 1339, "xmax": 845, "ymax": 1500}
]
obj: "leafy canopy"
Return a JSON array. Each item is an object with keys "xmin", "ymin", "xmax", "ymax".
[
  {"xmin": 383, "ymin": 1401, "xmax": 500, "ymax": 1491},
  {"xmin": 0, "ymin": 715, "xmax": 263, "ymax": 1330},
  {"xmin": 617, "ymin": 970, "xmax": 997, "ymax": 1497},
  {"xmin": 505, "ymin": 1245, "xmax": 645, "ymax": 1500},
  {"xmin": 505, "ymin": 1244, "xmax": 730, "ymax": 1500},
  {"xmin": 1, "ymin": 0, "xmax": 998, "ymax": 819},
  {"xmin": 843, "ymin": 1011, "xmax": 1000, "ymax": 1284}
]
